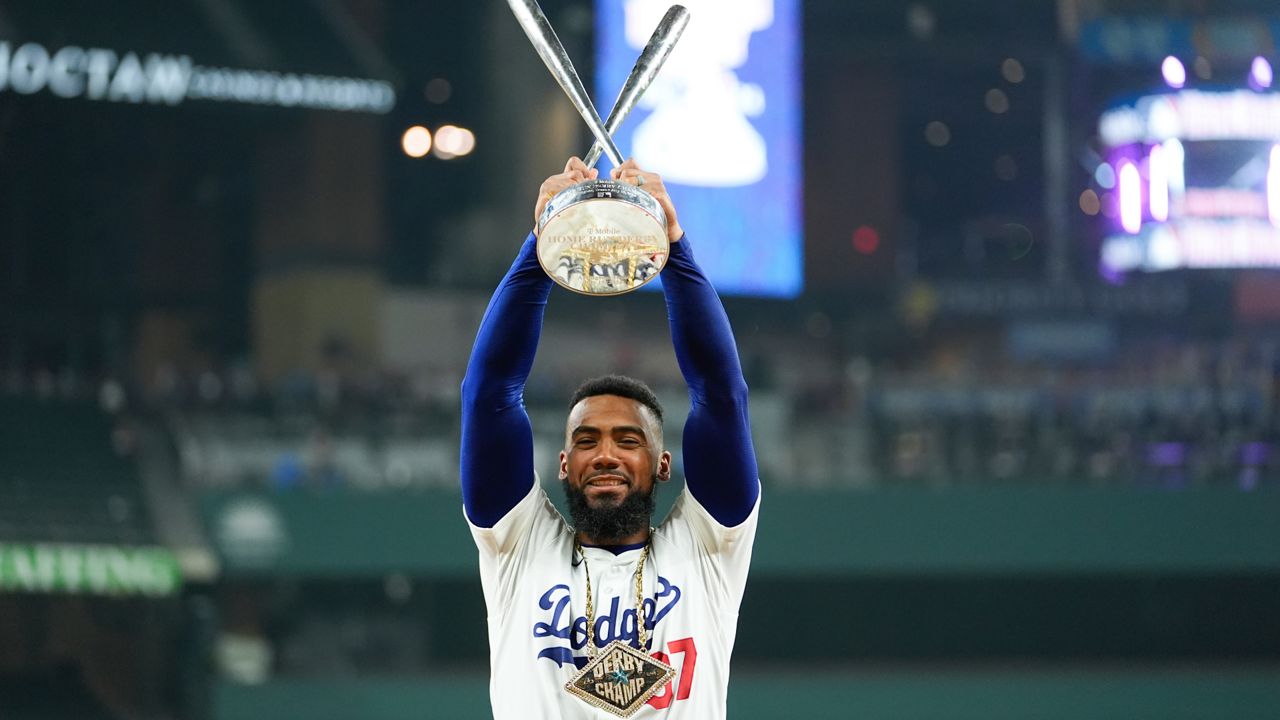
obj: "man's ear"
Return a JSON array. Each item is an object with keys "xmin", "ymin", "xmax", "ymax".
[
  {"xmin": 657, "ymin": 450, "xmax": 672, "ymax": 482},
  {"xmin": 558, "ymin": 450, "xmax": 569, "ymax": 480}
]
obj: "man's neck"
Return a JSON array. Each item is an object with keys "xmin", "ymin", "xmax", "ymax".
[{"xmin": 577, "ymin": 528, "xmax": 650, "ymax": 550}]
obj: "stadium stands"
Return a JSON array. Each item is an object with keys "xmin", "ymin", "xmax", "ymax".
[{"xmin": 0, "ymin": 398, "xmax": 153, "ymax": 545}]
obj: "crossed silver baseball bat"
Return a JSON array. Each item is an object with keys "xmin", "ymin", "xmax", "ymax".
[{"xmin": 506, "ymin": 0, "xmax": 690, "ymax": 170}]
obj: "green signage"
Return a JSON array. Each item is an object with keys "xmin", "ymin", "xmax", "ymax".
[{"xmin": 0, "ymin": 543, "xmax": 181, "ymax": 597}]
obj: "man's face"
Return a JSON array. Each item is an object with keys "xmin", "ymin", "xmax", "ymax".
[{"xmin": 560, "ymin": 394, "xmax": 671, "ymax": 541}]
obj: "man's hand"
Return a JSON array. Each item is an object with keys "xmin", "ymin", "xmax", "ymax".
[
  {"xmin": 612, "ymin": 158, "xmax": 684, "ymax": 243},
  {"xmin": 533, "ymin": 157, "xmax": 598, "ymax": 236}
]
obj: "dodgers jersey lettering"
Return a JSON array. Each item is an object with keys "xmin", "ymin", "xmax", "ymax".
[{"xmin": 468, "ymin": 478, "xmax": 759, "ymax": 719}]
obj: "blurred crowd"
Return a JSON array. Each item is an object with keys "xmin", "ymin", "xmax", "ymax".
[
  {"xmin": 862, "ymin": 337, "xmax": 1280, "ymax": 488},
  {"xmin": 5, "ymin": 332, "xmax": 1278, "ymax": 491}
]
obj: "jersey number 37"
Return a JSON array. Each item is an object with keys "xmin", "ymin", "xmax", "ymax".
[{"xmin": 647, "ymin": 637, "xmax": 696, "ymax": 710}]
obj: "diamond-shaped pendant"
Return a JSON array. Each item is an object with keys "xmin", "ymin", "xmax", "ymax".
[{"xmin": 565, "ymin": 640, "xmax": 676, "ymax": 717}]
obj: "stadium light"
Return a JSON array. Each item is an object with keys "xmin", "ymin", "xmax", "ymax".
[
  {"xmin": 1250, "ymin": 56, "xmax": 1273, "ymax": 90},
  {"xmin": 1118, "ymin": 160, "xmax": 1142, "ymax": 234},
  {"xmin": 1148, "ymin": 144, "xmax": 1168, "ymax": 222},
  {"xmin": 1161, "ymin": 56, "xmax": 1186, "ymax": 89},
  {"xmin": 401, "ymin": 126, "xmax": 432, "ymax": 158},
  {"xmin": 1268, "ymin": 144, "xmax": 1279, "ymax": 228}
]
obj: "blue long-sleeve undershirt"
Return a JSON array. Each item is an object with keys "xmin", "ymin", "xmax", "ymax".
[{"xmin": 460, "ymin": 233, "xmax": 759, "ymax": 529}]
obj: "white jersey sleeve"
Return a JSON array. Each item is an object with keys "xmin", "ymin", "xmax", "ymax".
[
  {"xmin": 466, "ymin": 474, "xmax": 569, "ymax": 621},
  {"xmin": 654, "ymin": 485, "xmax": 759, "ymax": 611}
]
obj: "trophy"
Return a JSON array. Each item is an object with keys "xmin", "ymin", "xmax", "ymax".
[{"xmin": 507, "ymin": 0, "xmax": 690, "ymax": 296}]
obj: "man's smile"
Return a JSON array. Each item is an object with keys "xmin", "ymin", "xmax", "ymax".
[{"xmin": 584, "ymin": 472, "xmax": 630, "ymax": 501}]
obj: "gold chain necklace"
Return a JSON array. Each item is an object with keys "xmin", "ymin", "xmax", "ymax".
[
  {"xmin": 576, "ymin": 538, "xmax": 650, "ymax": 657},
  {"xmin": 565, "ymin": 538, "xmax": 675, "ymax": 717}
]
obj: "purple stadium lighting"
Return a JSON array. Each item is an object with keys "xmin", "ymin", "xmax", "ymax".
[
  {"xmin": 1164, "ymin": 138, "xmax": 1185, "ymax": 195},
  {"xmin": 1118, "ymin": 160, "xmax": 1142, "ymax": 234},
  {"xmin": 1161, "ymin": 56, "xmax": 1186, "ymax": 88},
  {"xmin": 1149, "ymin": 144, "xmax": 1169, "ymax": 222},
  {"xmin": 1251, "ymin": 56, "xmax": 1273, "ymax": 90},
  {"xmin": 1269, "ymin": 144, "xmax": 1280, "ymax": 227},
  {"xmin": 1094, "ymin": 162, "xmax": 1116, "ymax": 189}
]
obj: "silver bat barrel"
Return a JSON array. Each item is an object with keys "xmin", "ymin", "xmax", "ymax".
[
  {"xmin": 583, "ymin": 6, "xmax": 690, "ymax": 169},
  {"xmin": 506, "ymin": 0, "xmax": 624, "ymax": 166}
]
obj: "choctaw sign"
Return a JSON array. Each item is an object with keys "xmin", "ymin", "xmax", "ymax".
[{"xmin": 0, "ymin": 38, "xmax": 396, "ymax": 113}]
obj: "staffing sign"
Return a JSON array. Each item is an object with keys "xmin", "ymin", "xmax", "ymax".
[
  {"xmin": 0, "ymin": 543, "xmax": 181, "ymax": 597},
  {"xmin": 595, "ymin": 0, "xmax": 802, "ymax": 298}
]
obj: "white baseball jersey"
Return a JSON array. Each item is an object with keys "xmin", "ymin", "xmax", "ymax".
[{"xmin": 468, "ymin": 476, "xmax": 760, "ymax": 719}]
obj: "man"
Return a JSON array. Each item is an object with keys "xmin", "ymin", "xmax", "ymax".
[{"xmin": 461, "ymin": 157, "xmax": 759, "ymax": 718}]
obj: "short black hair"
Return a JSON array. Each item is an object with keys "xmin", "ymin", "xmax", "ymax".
[{"xmin": 569, "ymin": 375, "xmax": 664, "ymax": 424}]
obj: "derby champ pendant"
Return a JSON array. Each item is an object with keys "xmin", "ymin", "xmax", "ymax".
[{"xmin": 565, "ymin": 640, "xmax": 676, "ymax": 717}]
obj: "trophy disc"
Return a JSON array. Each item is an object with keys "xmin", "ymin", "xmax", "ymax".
[{"xmin": 537, "ymin": 180, "xmax": 669, "ymax": 296}]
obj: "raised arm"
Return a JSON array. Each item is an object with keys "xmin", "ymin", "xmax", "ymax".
[
  {"xmin": 612, "ymin": 160, "xmax": 760, "ymax": 526},
  {"xmin": 459, "ymin": 235, "xmax": 550, "ymax": 526},
  {"xmin": 460, "ymin": 159, "xmax": 598, "ymax": 526}
]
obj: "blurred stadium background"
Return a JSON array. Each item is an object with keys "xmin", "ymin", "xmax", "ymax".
[{"xmin": 2, "ymin": 0, "xmax": 1280, "ymax": 718}]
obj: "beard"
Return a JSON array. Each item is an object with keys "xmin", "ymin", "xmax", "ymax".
[{"xmin": 562, "ymin": 475, "xmax": 658, "ymax": 543}]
